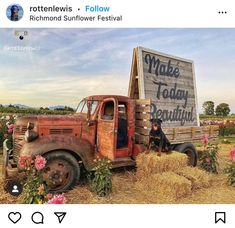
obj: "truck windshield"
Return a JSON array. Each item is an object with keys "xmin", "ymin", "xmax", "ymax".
[
  {"xmin": 76, "ymin": 100, "xmax": 85, "ymax": 113},
  {"xmin": 76, "ymin": 100, "xmax": 98, "ymax": 114},
  {"xmin": 90, "ymin": 100, "xmax": 99, "ymax": 114}
]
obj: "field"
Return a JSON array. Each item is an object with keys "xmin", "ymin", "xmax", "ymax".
[{"xmin": 0, "ymin": 137, "xmax": 234, "ymax": 204}]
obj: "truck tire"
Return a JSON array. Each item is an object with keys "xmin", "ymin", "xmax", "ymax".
[
  {"xmin": 43, "ymin": 151, "xmax": 80, "ymax": 193},
  {"xmin": 174, "ymin": 143, "xmax": 198, "ymax": 167}
]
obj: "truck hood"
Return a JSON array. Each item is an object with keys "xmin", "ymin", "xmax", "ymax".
[{"xmin": 14, "ymin": 115, "xmax": 83, "ymax": 128}]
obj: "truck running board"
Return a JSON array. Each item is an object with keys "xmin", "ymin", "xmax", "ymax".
[{"xmin": 111, "ymin": 157, "xmax": 136, "ymax": 168}]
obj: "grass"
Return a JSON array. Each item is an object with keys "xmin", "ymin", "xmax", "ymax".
[
  {"xmin": 0, "ymin": 137, "xmax": 235, "ymax": 204},
  {"xmin": 220, "ymin": 136, "xmax": 235, "ymax": 143}
]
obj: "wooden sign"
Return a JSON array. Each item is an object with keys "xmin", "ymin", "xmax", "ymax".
[{"xmin": 128, "ymin": 47, "xmax": 199, "ymax": 127}]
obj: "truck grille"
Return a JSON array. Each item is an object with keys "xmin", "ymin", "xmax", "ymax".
[
  {"xmin": 14, "ymin": 125, "xmax": 27, "ymax": 135},
  {"xmin": 13, "ymin": 138, "xmax": 23, "ymax": 162},
  {"xmin": 49, "ymin": 128, "xmax": 73, "ymax": 134},
  {"xmin": 13, "ymin": 125, "xmax": 27, "ymax": 162}
]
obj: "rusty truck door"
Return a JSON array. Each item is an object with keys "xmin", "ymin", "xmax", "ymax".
[{"xmin": 97, "ymin": 98, "xmax": 118, "ymax": 160}]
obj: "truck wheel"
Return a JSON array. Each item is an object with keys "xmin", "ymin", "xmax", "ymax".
[
  {"xmin": 43, "ymin": 151, "xmax": 80, "ymax": 193},
  {"xmin": 174, "ymin": 143, "xmax": 198, "ymax": 167}
]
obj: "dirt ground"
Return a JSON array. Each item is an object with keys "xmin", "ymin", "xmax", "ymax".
[{"xmin": 0, "ymin": 142, "xmax": 234, "ymax": 204}]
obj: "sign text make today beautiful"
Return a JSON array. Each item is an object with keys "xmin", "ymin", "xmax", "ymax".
[{"xmin": 144, "ymin": 53, "xmax": 195, "ymax": 126}]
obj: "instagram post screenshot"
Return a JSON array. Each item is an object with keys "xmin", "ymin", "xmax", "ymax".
[{"xmin": 0, "ymin": 0, "xmax": 234, "ymax": 227}]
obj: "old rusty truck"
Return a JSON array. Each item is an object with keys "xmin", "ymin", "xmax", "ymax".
[{"xmin": 3, "ymin": 47, "xmax": 219, "ymax": 192}]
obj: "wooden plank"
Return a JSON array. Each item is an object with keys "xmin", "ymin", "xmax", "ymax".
[
  {"xmin": 136, "ymin": 120, "xmax": 151, "ymax": 127},
  {"xmin": 135, "ymin": 99, "xmax": 151, "ymax": 106},
  {"xmin": 135, "ymin": 105, "xmax": 151, "ymax": 113},
  {"xmin": 128, "ymin": 48, "xmax": 138, "ymax": 98},
  {"xmin": 135, "ymin": 133, "xmax": 149, "ymax": 144},
  {"xmin": 135, "ymin": 113, "xmax": 151, "ymax": 120},
  {"xmin": 162, "ymin": 128, "xmax": 174, "ymax": 134},
  {"xmin": 135, "ymin": 127, "xmax": 149, "ymax": 136},
  {"xmin": 134, "ymin": 125, "xmax": 219, "ymax": 145}
]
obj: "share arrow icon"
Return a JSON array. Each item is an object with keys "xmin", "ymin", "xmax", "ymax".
[{"xmin": 54, "ymin": 212, "xmax": 67, "ymax": 224}]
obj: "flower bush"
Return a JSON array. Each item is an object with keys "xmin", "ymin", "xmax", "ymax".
[
  {"xmin": 19, "ymin": 155, "xmax": 48, "ymax": 204},
  {"xmin": 0, "ymin": 115, "xmax": 15, "ymax": 148},
  {"xmin": 200, "ymin": 118, "xmax": 235, "ymax": 136},
  {"xmin": 19, "ymin": 155, "xmax": 67, "ymax": 204},
  {"xmin": 48, "ymin": 193, "xmax": 66, "ymax": 204},
  {"xmin": 224, "ymin": 149, "xmax": 235, "ymax": 186},
  {"xmin": 229, "ymin": 149, "xmax": 235, "ymax": 162},
  {"xmin": 90, "ymin": 157, "xmax": 112, "ymax": 197},
  {"xmin": 201, "ymin": 134, "xmax": 209, "ymax": 148},
  {"xmin": 200, "ymin": 134, "xmax": 219, "ymax": 173}
]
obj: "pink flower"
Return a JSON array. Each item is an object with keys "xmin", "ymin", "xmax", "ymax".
[
  {"xmin": 205, "ymin": 157, "xmax": 211, "ymax": 163},
  {"xmin": 47, "ymin": 194, "xmax": 66, "ymax": 204},
  {"xmin": 18, "ymin": 156, "xmax": 32, "ymax": 169},
  {"xmin": 201, "ymin": 134, "xmax": 209, "ymax": 146},
  {"xmin": 34, "ymin": 155, "xmax": 47, "ymax": 171},
  {"xmin": 7, "ymin": 123, "xmax": 14, "ymax": 134},
  {"xmin": 8, "ymin": 123, "xmax": 14, "ymax": 129},
  {"xmin": 46, "ymin": 193, "xmax": 53, "ymax": 200},
  {"xmin": 229, "ymin": 149, "xmax": 235, "ymax": 162}
]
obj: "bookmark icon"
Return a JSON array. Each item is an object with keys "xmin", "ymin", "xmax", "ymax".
[
  {"xmin": 54, "ymin": 212, "xmax": 67, "ymax": 224},
  {"xmin": 215, "ymin": 212, "xmax": 226, "ymax": 224}
]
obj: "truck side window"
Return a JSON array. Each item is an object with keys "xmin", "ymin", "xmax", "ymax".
[
  {"xmin": 118, "ymin": 104, "xmax": 127, "ymax": 118},
  {"xmin": 102, "ymin": 101, "xmax": 114, "ymax": 120}
]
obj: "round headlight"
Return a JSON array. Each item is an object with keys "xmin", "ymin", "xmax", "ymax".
[
  {"xmin": 25, "ymin": 130, "xmax": 39, "ymax": 142},
  {"xmin": 27, "ymin": 122, "xmax": 35, "ymax": 130}
]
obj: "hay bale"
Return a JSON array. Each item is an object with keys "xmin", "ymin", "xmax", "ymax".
[
  {"xmin": 175, "ymin": 167, "xmax": 212, "ymax": 189},
  {"xmin": 136, "ymin": 171, "xmax": 192, "ymax": 200},
  {"xmin": 136, "ymin": 151, "xmax": 188, "ymax": 179}
]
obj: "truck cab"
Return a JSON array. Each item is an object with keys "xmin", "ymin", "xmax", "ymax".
[{"xmin": 76, "ymin": 95, "xmax": 142, "ymax": 162}]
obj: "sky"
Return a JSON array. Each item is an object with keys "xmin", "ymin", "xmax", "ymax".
[{"xmin": 0, "ymin": 28, "xmax": 235, "ymax": 113}]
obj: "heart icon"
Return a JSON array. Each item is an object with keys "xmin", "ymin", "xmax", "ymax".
[{"xmin": 8, "ymin": 212, "xmax": 22, "ymax": 224}]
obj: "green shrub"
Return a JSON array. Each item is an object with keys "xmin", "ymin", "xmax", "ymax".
[
  {"xmin": 224, "ymin": 164, "xmax": 235, "ymax": 186},
  {"xmin": 200, "ymin": 144, "xmax": 219, "ymax": 173},
  {"xmin": 219, "ymin": 126, "xmax": 235, "ymax": 136},
  {"xmin": 221, "ymin": 139, "xmax": 231, "ymax": 144},
  {"xmin": 91, "ymin": 157, "xmax": 112, "ymax": 197},
  {"xmin": 224, "ymin": 149, "xmax": 235, "ymax": 187}
]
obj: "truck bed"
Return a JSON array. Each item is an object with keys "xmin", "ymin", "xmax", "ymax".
[{"xmin": 134, "ymin": 99, "xmax": 219, "ymax": 145}]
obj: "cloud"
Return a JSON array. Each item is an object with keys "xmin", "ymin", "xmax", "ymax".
[
  {"xmin": 0, "ymin": 67, "xmax": 129, "ymax": 107},
  {"xmin": 0, "ymin": 28, "xmax": 235, "ymax": 113}
]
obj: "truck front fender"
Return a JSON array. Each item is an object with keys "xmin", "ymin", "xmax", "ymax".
[{"xmin": 20, "ymin": 138, "xmax": 96, "ymax": 171}]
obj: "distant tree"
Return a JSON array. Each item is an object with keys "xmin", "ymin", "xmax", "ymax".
[
  {"xmin": 40, "ymin": 107, "xmax": 44, "ymax": 110},
  {"xmin": 64, "ymin": 106, "xmax": 74, "ymax": 112},
  {"xmin": 202, "ymin": 101, "xmax": 214, "ymax": 115},
  {"xmin": 215, "ymin": 103, "xmax": 230, "ymax": 116},
  {"xmin": 44, "ymin": 107, "xmax": 49, "ymax": 110},
  {"xmin": 8, "ymin": 104, "xmax": 14, "ymax": 107},
  {"xmin": 55, "ymin": 106, "xmax": 74, "ymax": 112}
]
